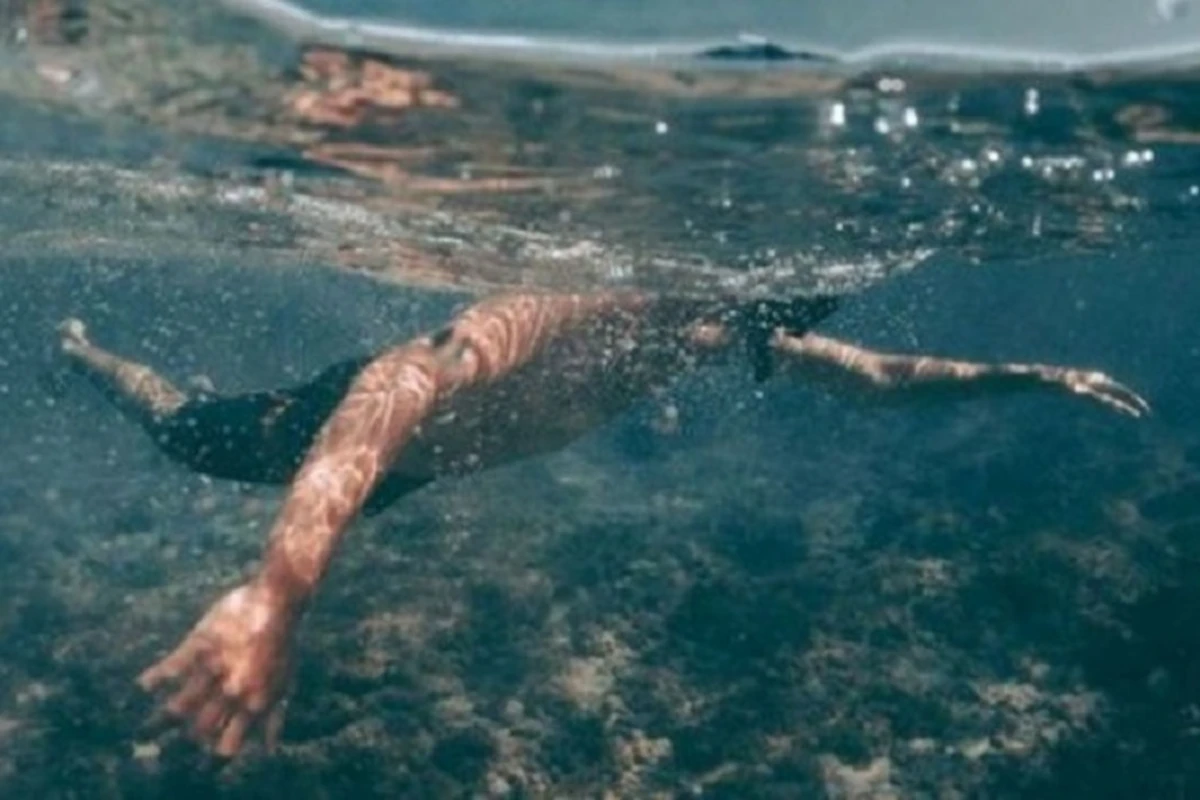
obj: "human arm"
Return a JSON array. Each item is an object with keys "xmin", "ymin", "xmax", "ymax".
[
  {"xmin": 136, "ymin": 343, "xmax": 445, "ymax": 756},
  {"xmin": 770, "ymin": 330, "xmax": 1150, "ymax": 417}
]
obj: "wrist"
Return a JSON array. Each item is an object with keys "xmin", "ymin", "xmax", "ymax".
[{"xmin": 254, "ymin": 558, "xmax": 314, "ymax": 618}]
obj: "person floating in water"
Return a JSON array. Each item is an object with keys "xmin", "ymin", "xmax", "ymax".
[{"xmin": 56, "ymin": 288, "xmax": 1149, "ymax": 758}]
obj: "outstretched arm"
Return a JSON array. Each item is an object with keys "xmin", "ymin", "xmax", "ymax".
[
  {"xmin": 770, "ymin": 331, "xmax": 1150, "ymax": 417},
  {"xmin": 136, "ymin": 291, "xmax": 643, "ymax": 758},
  {"xmin": 136, "ymin": 341, "xmax": 446, "ymax": 757}
]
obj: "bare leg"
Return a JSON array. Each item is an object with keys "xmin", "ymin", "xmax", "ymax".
[
  {"xmin": 58, "ymin": 317, "xmax": 188, "ymax": 427},
  {"xmin": 771, "ymin": 330, "xmax": 1150, "ymax": 417},
  {"xmin": 56, "ymin": 317, "xmax": 382, "ymax": 485}
]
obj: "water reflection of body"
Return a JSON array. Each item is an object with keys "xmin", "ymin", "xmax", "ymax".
[{"xmin": 57, "ymin": 289, "xmax": 1148, "ymax": 757}]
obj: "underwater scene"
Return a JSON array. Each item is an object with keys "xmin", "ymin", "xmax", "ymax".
[{"xmin": 2, "ymin": 0, "xmax": 1200, "ymax": 796}]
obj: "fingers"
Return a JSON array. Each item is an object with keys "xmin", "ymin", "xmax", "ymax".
[
  {"xmin": 215, "ymin": 711, "xmax": 253, "ymax": 758},
  {"xmin": 1100, "ymin": 390, "xmax": 1149, "ymax": 418},
  {"xmin": 1072, "ymin": 373, "xmax": 1152, "ymax": 418},
  {"xmin": 192, "ymin": 694, "xmax": 232, "ymax": 743},
  {"xmin": 1084, "ymin": 379, "xmax": 1147, "ymax": 422},
  {"xmin": 138, "ymin": 638, "xmax": 205, "ymax": 691},
  {"xmin": 139, "ymin": 649, "xmax": 287, "ymax": 759},
  {"xmin": 144, "ymin": 677, "xmax": 277, "ymax": 759},
  {"xmin": 166, "ymin": 670, "xmax": 216, "ymax": 718},
  {"xmin": 1108, "ymin": 383, "xmax": 1152, "ymax": 417}
]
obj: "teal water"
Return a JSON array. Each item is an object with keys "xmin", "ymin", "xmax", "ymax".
[{"xmin": 1, "ymin": 4, "xmax": 1200, "ymax": 796}]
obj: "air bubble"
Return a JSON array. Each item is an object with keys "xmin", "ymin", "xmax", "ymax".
[
  {"xmin": 1023, "ymin": 88, "xmax": 1040, "ymax": 116},
  {"xmin": 828, "ymin": 102, "xmax": 846, "ymax": 127}
]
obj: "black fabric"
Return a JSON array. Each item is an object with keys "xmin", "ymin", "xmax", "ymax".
[{"xmin": 155, "ymin": 355, "xmax": 372, "ymax": 485}]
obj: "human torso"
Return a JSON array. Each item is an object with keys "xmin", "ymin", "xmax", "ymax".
[{"xmin": 390, "ymin": 293, "xmax": 725, "ymax": 480}]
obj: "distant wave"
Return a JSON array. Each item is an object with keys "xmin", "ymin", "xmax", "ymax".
[{"xmin": 218, "ymin": 0, "xmax": 1200, "ymax": 74}]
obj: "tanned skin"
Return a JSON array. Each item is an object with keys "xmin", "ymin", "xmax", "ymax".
[{"xmin": 56, "ymin": 290, "xmax": 1149, "ymax": 758}]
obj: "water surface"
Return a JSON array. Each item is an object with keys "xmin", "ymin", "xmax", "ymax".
[{"xmin": 1, "ymin": 1, "xmax": 1199, "ymax": 796}]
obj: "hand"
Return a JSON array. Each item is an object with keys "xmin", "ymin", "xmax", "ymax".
[
  {"xmin": 138, "ymin": 580, "xmax": 296, "ymax": 757},
  {"xmin": 1042, "ymin": 367, "xmax": 1152, "ymax": 418}
]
